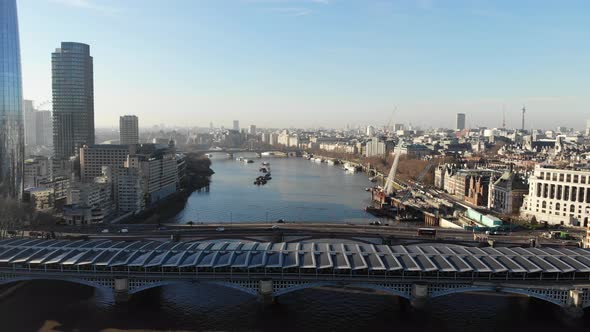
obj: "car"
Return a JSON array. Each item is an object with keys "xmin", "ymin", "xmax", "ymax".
[
  {"xmin": 119, "ymin": 228, "xmax": 128, "ymax": 233},
  {"xmin": 276, "ymin": 219, "xmax": 285, "ymax": 223},
  {"xmin": 101, "ymin": 229, "xmax": 109, "ymax": 233},
  {"xmin": 271, "ymin": 225, "xmax": 280, "ymax": 231},
  {"xmin": 370, "ymin": 220, "xmax": 382, "ymax": 226},
  {"xmin": 216, "ymin": 227, "xmax": 225, "ymax": 232},
  {"xmin": 157, "ymin": 226, "xmax": 168, "ymax": 231}
]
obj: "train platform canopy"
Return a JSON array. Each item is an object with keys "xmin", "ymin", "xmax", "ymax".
[{"xmin": 0, "ymin": 238, "xmax": 589, "ymax": 275}]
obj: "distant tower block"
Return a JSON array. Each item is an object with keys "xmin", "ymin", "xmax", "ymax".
[
  {"xmin": 456, "ymin": 113, "xmax": 466, "ymax": 131},
  {"xmin": 521, "ymin": 106, "xmax": 526, "ymax": 131}
]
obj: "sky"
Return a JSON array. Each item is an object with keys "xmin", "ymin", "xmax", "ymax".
[{"xmin": 17, "ymin": 0, "xmax": 590, "ymax": 130}]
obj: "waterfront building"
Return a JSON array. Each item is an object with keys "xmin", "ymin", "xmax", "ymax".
[
  {"xmin": 115, "ymin": 144, "xmax": 179, "ymax": 211},
  {"xmin": 488, "ymin": 172, "xmax": 529, "ymax": 215},
  {"xmin": 52, "ymin": 42, "xmax": 95, "ymax": 159},
  {"xmin": 521, "ymin": 165, "xmax": 590, "ymax": 226},
  {"xmin": 119, "ymin": 115, "xmax": 139, "ymax": 145},
  {"xmin": 456, "ymin": 113, "xmax": 466, "ymax": 131},
  {"xmin": 113, "ymin": 165, "xmax": 143, "ymax": 213},
  {"xmin": 0, "ymin": 0, "xmax": 25, "ymax": 198},
  {"xmin": 393, "ymin": 143, "xmax": 430, "ymax": 159},
  {"xmin": 365, "ymin": 137, "xmax": 394, "ymax": 157},
  {"xmin": 270, "ymin": 133, "xmax": 279, "ymax": 146},
  {"xmin": 80, "ymin": 144, "xmax": 135, "ymax": 182}
]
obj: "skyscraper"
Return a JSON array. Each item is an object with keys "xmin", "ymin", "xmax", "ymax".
[
  {"xmin": 233, "ymin": 120, "xmax": 239, "ymax": 131},
  {"xmin": 23, "ymin": 100, "xmax": 36, "ymax": 146},
  {"xmin": 119, "ymin": 115, "xmax": 139, "ymax": 145},
  {"xmin": 52, "ymin": 42, "xmax": 94, "ymax": 159},
  {"xmin": 0, "ymin": 0, "xmax": 25, "ymax": 198},
  {"xmin": 35, "ymin": 110, "xmax": 52, "ymax": 146},
  {"xmin": 456, "ymin": 113, "xmax": 466, "ymax": 131}
]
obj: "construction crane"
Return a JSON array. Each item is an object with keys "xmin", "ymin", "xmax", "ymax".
[
  {"xmin": 399, "ymin": 159, "xmax": 437, "ymax": 202},
  {"xmin": 383, "ymin": 145, "xmax": 401, "ymax": 196}
]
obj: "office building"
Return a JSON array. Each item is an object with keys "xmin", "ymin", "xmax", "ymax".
[
  {"xmin": 366, "ymin": 125, "xmax": 375, "ymax": 137},
  {"xmin": 249, "ymin": 124, "xmax": 256, "ymax": 135},
  {"xmin": 488, "ymin": 172, "xmax": 529, "ymax": 215},
  {"xmin": 456, "ymin": 113, "xmax": 466, "ymax": 131},
  {"xmin": 233, "ymin": 120, "xmax": 240, "ymax": 131},
  {"xmin": 0, "ymin": 0, "xmax": 25, "ymax": 198},
  {"xmin": 24, "ymin": 100, "xmax": 36, "ymax": 146},
  {"xmin": 35, "ymin": 110, "xmax": 52, "ymax": 146},
  {"xmin": 586, "ymin": 119, "xmax": 590, "ymax": 136},
  {"xmin": 119, "ymin": 115, "xmax": 139, "ymax": 145},
  {"xmin": 521, "ymin": 165, "xmax": 590, "ymax": 226},
  {"xmin": 52, "ymin": 42, "xmax": 95, "ymax": 159},
  {"xmin": 79, "ymin": 144, "xmax": 135, "ymax": 182}
]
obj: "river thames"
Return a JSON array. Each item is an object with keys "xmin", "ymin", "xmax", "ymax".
[
  {"xmin": 2, "ymin": 155, "xmax": 589, "ymax": 331},
  {"xmin": 172, "ymin": 154, "xmax": 376, "ymax": 224}
]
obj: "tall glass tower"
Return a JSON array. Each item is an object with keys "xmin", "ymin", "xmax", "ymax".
[
  {"xmin": 52, "ymin": 42, "xmax": 94, "ymax": 159},
  {"xmin": 0, "ymin": 0, "xmax": 25, "ymax": 198}
]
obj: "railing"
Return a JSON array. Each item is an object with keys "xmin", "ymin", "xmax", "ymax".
[{"xmin": 2, "ymin": 266, "xmax": 590, "ymax": 284}]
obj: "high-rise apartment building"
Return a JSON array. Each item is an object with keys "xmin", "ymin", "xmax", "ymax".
[
  {"xmin": 119, "ymin": 115, "xmax": 139, "ymax": 145},
  {"xmin": 52, "ymin": 42, "xmax": 95, "ymax": 159},
  {"xmin": 456, "ymin": 113, "xmax": 466, "ymax": 131},
  {"xmin": 0, "ymin": 0, "xmax": 25, "ymax": 198}
]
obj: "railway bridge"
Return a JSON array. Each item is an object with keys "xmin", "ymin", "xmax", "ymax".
[{"xmin": 1, "ymin": 238, "xmax": 589, "ymax": 317}]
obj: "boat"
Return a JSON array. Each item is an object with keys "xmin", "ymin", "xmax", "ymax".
[
  {"xmin": 262, "ymin": 162, "xmax": 270, "ymax": 166},
  {"xmin": 247, "ymin": 159, "xmax": 254, "ymax": 163},
  {"xmin": 327, "ymin": 160, "xmax": 336, "ymax": 166},
  {"xmin": 344, "ymin": 163, "xmax": 357, "ymax": 173}
]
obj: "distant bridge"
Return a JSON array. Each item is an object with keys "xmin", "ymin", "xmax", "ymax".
[
  {"xmin": 192, "ymin": 148, "xmax": 301, "ymax": 157},
  {"xmin": 0, "ymin": 238, "xmax": 589, "ymax": 316}
]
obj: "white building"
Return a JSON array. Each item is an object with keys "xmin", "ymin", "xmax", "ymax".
[
  {"xmin": 521, "ymin": 165, "xmax": 590, "ymax": 226},
  {"xmin": 366, "ymin": 125, "xmax": 375, "ymax": 137},
  {"xmin": 80, "ymin": 144, "xmax": 135, "ymax": 182}
]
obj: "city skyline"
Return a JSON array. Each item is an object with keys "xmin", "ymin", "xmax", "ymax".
[{"xmin": 17, "ymin": 0, "xmax": 590, "ymax": 129}]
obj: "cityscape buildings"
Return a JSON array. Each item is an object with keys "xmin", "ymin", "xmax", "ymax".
[
  {"xmin": 52, "ymin": 42, "xmax": 95, "ymax": 159},
  {"xmin": 119, "ymin": 115, "xmax": 139, "ymax": 145},
  {"xmin": 456, "ymin": 113, "xmax": 466, "ymax": 131},
  {"xmin": 0, "ymin": 0, "xmax": 24, "ymax": 198}
]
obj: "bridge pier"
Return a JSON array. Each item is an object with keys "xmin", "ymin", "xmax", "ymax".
[
  {"xmin": 257, "ymin": 279, "xmax": 275, "ymax": 305},
  {"xmin": 563, "ymin": 289, "xmax": 585, "ymax": 319},
  {"xmin": 410, "ymin": 283, "xmax": 429, "ymax": 309},
  {"xmin": 114, "ymin": 278, "xmax": 130, "ymax": 303}
]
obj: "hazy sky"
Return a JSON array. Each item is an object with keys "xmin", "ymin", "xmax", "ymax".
[{"xmin": 18, "ymin": 0, "xmax": 590, "ymax": 130}]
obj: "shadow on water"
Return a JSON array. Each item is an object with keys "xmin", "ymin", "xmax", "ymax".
[{"xmin": 0, "ymin": 281, "xmax": 589, "ymax": 331}]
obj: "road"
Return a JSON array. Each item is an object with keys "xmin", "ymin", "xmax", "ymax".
[{"xmin": 25, "ymin": 222, "xmax": 582, "ymax": 247}]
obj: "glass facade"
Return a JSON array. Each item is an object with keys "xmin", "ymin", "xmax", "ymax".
[
  {"xmin": 52, "ymin": 42, "xmax": 94, "ymax": 159},
  {"xmin": 0, "ymin": 0, "xmax": 24, "ymax": 198}
]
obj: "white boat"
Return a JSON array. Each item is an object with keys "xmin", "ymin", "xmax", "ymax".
[
  {"xmin": 344, "ymin": 163, "xmax": 357, "ymax": 173},
  {"xmin": 327, "ymin": 160, "xmax": 335, "ymax": 165}
]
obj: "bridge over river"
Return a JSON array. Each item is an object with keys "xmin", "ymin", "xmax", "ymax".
[{"xmin": 1, "ymin": 238, "xmax": 589, "ymax": 316}]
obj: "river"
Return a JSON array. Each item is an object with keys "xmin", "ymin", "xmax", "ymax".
[
  {"xmin": 172, "ymin": 154, "xmax": 376, "ymax": 224},
  {"xmin": 3, "ymin": 155, "xmax": 589, "ymax": 330},
  {"xmin": 1, "ymin": 281, "xmax": 588, "ymax": 331}
]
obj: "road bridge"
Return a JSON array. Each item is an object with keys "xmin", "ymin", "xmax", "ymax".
[{"xmin": 0, "ymin": 238, "xmax": 589, "ymax": 316}]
